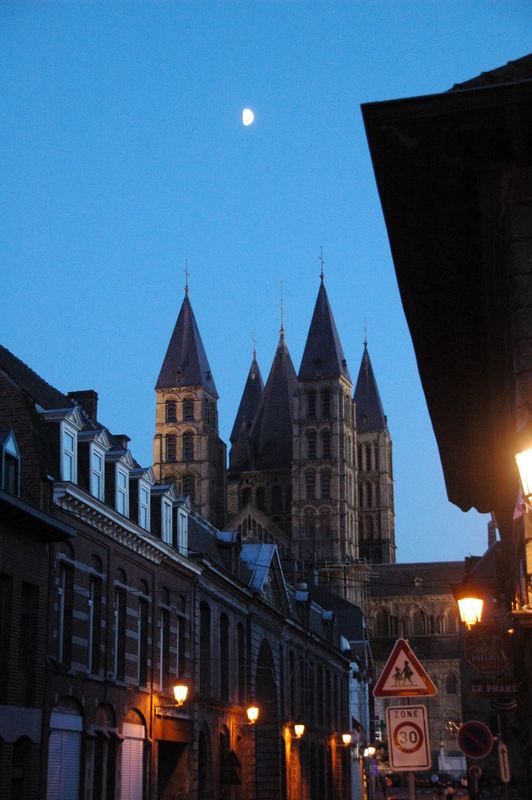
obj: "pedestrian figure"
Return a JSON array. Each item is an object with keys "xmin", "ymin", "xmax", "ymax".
[
  {"xmin": 393, "ymin": 666, "xmax": 403, "ymax": 685},
  {"xmin": 402, "ymin": 659, "xmax": 413, "ymax": 683}
]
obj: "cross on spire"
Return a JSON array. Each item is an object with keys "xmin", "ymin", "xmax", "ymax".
[
  {"xmin": 280, "ymin": 280, "xmax": 285, "ymax": 336},
  {"xmin": 252, "ymin": 333, "xmax": 257, "ymax": 360},
  {"xmin": 364, "ymin": 318, "xmax": 368, "ymax": 347},
  {"xmin": 184, "ymin": 259, "xmax": 190, "ymax": 295},
  {"xmin": 319, "ymin": 246, "xmax": 325, "ymax": 282}
]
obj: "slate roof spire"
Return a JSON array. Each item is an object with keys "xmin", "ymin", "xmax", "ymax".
[
  {"xmin": 250, "ymin": 331, "xmax": 297, "ymax": 471},
  {"xmin": 354, "ymin": 340, "xmax": 386, "ymax": 431},
  {"xmin": 156, "ymin": 291, "xmax": 218, "ymax": 397},
  {"xmin": 229, "ymin": 349, "xmax": 264, "ymax": 446},
  {"xmin": 298, "ymin": 271, "xmax": 351, "ymax": 382}
]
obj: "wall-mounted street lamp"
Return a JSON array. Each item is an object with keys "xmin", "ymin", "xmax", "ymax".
[
  {"xmin": 363, "ymin": 745, "xmax": 376, "ymax": 758},
  {"xmin": 515, "ymin": 419, "xmax": 532, "ymax": 505},
  {"xmin": 452, "ymin": 582, "xmax": 484, "ymax": 629},
  {"xmin": 247, "ymin": 704, "xmax": 259, "ymax": 725},
  {"xmin": 155, "ymin": 681, "xmax": 189, "ymax": 716},
  {"xmin": 293, "ymin": 723, "xmax": 305, "ymax": 739},
  {"xmin": 342, "ymin": 732, "xmax": 353, "ymax": 746}
]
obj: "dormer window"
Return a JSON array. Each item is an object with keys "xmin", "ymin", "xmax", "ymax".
[
  {"xmin": 176, "ymin": 509, "xmax": 188, "ymax": 555},
  {"xmin": 90, "ymin": 450, "xmax": 104, "ymax": 500},
  {"xmin": 162, "ymin": 499, "xmax": 173, "ymax": 545},
  {"xmin": 116, "ymin": 467, "xmax": 128, "ymax": 515},
  {"xmin": 1, "ymin": 430, "xmax": 20, "ymax": 495},
  {"xmin": 61, "ymin": 424, "xmax": 77, "ymax": 482},
  {"xmin": 139, "ymin": 486, "xmax": 150, "ymax": 530}
]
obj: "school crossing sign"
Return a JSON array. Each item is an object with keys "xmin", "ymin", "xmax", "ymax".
[{"xmin": 373, "ymin": 639, "xmax": 437, "ymax": 698}]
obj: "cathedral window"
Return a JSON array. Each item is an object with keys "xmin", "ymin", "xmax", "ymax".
[
  {"xmin": 320, "ymin": 471, "xmax": 331, "ymax": 500},
  {"xmin": 305, "ymin": 471, "xmax": 316, "ymax": 500},
  {"xmin": 321, "ymin": 389, "xmax": 331, "ymax": 419},
  {"xmin": 182, "ymin": 474, "xmax": 195, "ymax": 503},
  {"xmin": 183, "ymin": 432, "xmax": 194, "ymax": 461},
  {"xmin": 166, "ymin": 401, "xmax": 177, "ymax": 422},
  {"xmin": 375, "ymin": 445, "xmax": 380, "ymax": 471},
  {"xmin": 305, "ymin": 511, "xmax": 316, "ymax": 538},
  {"xmin": 256, "ymin": 486, "xmax": 266, "ymax": 512},
  {"xmin": 166, "ymin": 435, "xmax": 177, "ymax": 462},
  {"xmin": 366, "ymin": 517, "xmax": 374, "ymax": 541},
  {"xmin": 366, "ymin": 482, "xmax": 373, "ymax": 507},
  {"xmin": 307, "ymin": 431, "xmax": 317, "ymax": 459},
  {"xmin": 365, "ymin": 445, "xmax": 372, "ymax": 471},
  {"xmin": 271, "ymin": 486, "xmax": 282, "ymax": 512},
  {"xmin": 357, "ymin": 445, "xmax": 362, "ymax": 470},
  {"xmin": 374, "ymin": 607, "xmax": 390, "ymax": 637},
  {"xmin": 241, "ymin": 487, "xmax": 251, "ymax": 507},
  {"xmin": 183, "ymin": 398, "xmax": 194, "ymax": 421},
  {"xmin": 307, "ymin": 391, "xmax": 316, "ymax": 419},
  {"xmin": 320, "ymin": 510, "xmax": 330, "ymax": 536},
  {"xmin": 445, "ymin": 672, "xmax": 457, "ymax": 694},
  {"xmin": 321, "ymin": 430, "xmax": 331, "ymax": 459},
  {"xmin": 410, "ymin": 608, "xmax": 425, "ymax": 635}
]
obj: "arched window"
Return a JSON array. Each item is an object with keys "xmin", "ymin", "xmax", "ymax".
[
  {"xmin": 411, "ymin": 608, "xmax": 425, "ymax": 635},
  {"xmin": 366, "ymin": 517, "xmax": 374, "ymax": 542},
  {"xmin": 375, "ymin": 445, "xmax": 380, "ymax": 470},
  {"xmin": 306, "ymin": 471, "xmax": 316, "ymax": 501},
  {"xmin": 357, "ymin": 444, "xmax": 362, "ymax": 470},
  {"xmin": 321, "ymin": 430, "xmax": 331, "ymax": 459},
  {"xmin": 320, "ymin": 471, "xmax": 331, "ymax": 499},
  {"xmin": 256, "ymin": 486, "xmax": 266, "ymax": 511},
  {"xmin": 165, "ymin": 401, "xmax": 177, "ymax": 422},
  {"xmin": 305, "ymin": 511, "xmax": 316, "ymax": 539},
  {"xmin": 183, "ymin": 398, "xmax": 194, "ymax": 421},
  {"xmin": 200, "ymin": 602, "xmax": 211, "ymax": 696},
  {"xmin": 307, "ymin": 391, "xmax": 316, "ymax": 419},
  {"xmin": 220, "ymin": 613, "xmax": 229, "ymax": 701},
  {"xmin": 446, "ymin": 672, "xmax": 458, "ymax": 694},
  {"xmin": 321, "ymin": 389, "xmax": 331, "ymax": 419},
  {"xmin": 183, "ymin": 432, "xmax": 194, "ymax": 462},
  {"xmin": 374, "ymin": 607, "xmax": 389, "ymax": 637},
  {"xmin": 320, "ymin": 511, "xmax": 330, "ymax": 537},
  {"xmin": 271, "ymin": 486, "xmax": 282, "ymax": 512},
  {"xmin": 241, "ymin": 487, "xmax": 251, "ymax": 507},
  {"xmin": 307, "ymin": 431, "xmax": 317, "ymax": 459},
  {"xmin": 166, "ymin": 435, "xmax": 177, "ymax": 462},
  {"xmin": 366, "ymin": 482, "xmax": 372, "ymax": 507},
  {"xmin": 445, "ymin": 609, "xmax": 459, "ymax": 634},
  {"xmin": 182, "ymin": 474, "xmax": 195, "ymax": 503},
  {"xmin": 365, "ymin": 445, "xmax": 371, "ymax": 471}
]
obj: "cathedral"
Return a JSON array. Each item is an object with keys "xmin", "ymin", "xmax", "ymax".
[{"xmin": 153, "ymin": 272, "xmax": 395, "ymax": 602}]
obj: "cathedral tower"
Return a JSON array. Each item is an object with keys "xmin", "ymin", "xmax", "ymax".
[
  {"xmin": 154, "ymin": 288, "xmax": 226, "ymax": 528},
  {"xmin": 354, "ymin": 341, "xmax": 395, "ymax": 563},
  {"xmin": 227, "ymin": 328, "xmax": 297, "ymax": 559},
  {"xmin": 292, "ymin": 272, "xmax": 357, "ymax": 599}
]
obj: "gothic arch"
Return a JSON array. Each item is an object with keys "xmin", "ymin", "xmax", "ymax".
[{"xmin": 409, "ymin": 606, "xmax": 426, "ymax": 635}]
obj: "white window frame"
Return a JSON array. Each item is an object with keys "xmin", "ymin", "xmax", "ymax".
[
  {"xmin": 60, "ymin": 421, "xmax": 77, "ymax": 483},
  {"xmin": 116, "ymin": 465, "xmax": 129, "ymax": 516},
  {"xmin": 161, "ymin": 498, "xmax": 172, "ymax": 545},
  {"xmin": 90, "ymin": 444, "xmax": 105, "ymax": 500},
  {"xmin": 139, "ymin": 482, "xmax": 150, "ymax": 531},
  {"xmin": 177, "ymin": 510, "xmax": 188, "ymax": 555}
]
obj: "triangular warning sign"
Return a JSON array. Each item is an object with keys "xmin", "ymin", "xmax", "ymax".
[{"xmin": 373, "ymin": 638, "xmax": 438, "ymax": 698}]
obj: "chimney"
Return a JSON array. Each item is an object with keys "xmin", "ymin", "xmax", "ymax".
[{"xmin": 68, "ymin": 390, "xmax": 98, "ymax": 421}]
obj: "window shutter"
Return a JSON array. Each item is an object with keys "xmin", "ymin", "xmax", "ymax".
[
  {"xmin": 46, "ymin": 729, "xmax": 81, "ymax": 799},
  {"xmin": 120, "ymin": 724, "xmax": 145, "ymax": 800}
]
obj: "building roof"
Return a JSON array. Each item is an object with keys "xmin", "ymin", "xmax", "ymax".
[
  {"xmin": 250, "ymin": 332, "xmax": 297, "ymax": 471},
  {"xmin": 298, "ymin": 280, "xmax": 351, "ymax": 382},
  {"xmin": 369, "ymin": 561, "xmax": 465, "ymax": 599},
  {"xmin": 229, "ymin": 354, "xmax": 264, "ymax": 445},
  {"xmin": 156, "ymin": 293, "xmax": 218, "ymax": 397},
  {"xmin": 0, "ymin": 345, "xmax": 73, "ymax": 411},
  {"xmin": 354, "ymin": 343, "xmax": 387, "ymax": 432},
  {"xmin": 361, "ymin": 56, "xmax": 532, "ymax": 532}
]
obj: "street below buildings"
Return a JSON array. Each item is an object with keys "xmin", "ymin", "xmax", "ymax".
[{"xmin": 375, "ymin": 789, "xmax": 469, "ymax": 800}]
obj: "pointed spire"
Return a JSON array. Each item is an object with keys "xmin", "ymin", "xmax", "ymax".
[
  {"xmin": 229, "ymin": 349, "xmax": 264, "ymax": 445},
  {"xmin": 250, "ymin": 332, "xmax": 297, "ymax": 470},
  {"xmin": 354, "ymin": 341, "xmax": 386, "ymax": 431},
  {"xmin": 156, "ymin": 293, "xmax": 218, "ymax": 397},
  {"xmin": 298, "ymin": 280, "xmax": 351, "ymax": 382}
]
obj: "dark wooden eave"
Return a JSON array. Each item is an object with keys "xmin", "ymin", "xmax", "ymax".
[
  {"xmin": 362, "ymin": 75, "xmax": 532, "ymax": 533},
  {"xmin": 0, "ymin": 488, "xmax": 76, "ymax": 541}
]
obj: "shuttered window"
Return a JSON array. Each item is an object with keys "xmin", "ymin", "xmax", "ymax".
[
  {"xmin": 46, "ymin": 712, "xmax": 82, "ymax": 800},
  {"xmin": 120, "ymin": 724, "xmax": 145, "ymax": 800}
]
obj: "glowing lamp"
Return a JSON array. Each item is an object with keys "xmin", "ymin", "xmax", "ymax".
[
  {"xmin": 294, "ymin": 723, "xmax": 305, "ymax": 738},
  {"xmin": 173, "ymin": 683, "xmax": 188, "ymax": 706},
  {"xmin": 457, "ymin": 596, "xmax": 484, "ymax": 628},
  {"xmin": 367, "ymin": 745, "xmax": 376, "ymax": 757},
  {"xmin": 342, "ymin": 733, "xmax": 352, "ymax": 746},
  {"xmin": 247, "ymin": 705, "xmax": 259, "ymax": 725},
  {"xmin": 515, "ymin": 420, "xmax": 532, "ymax": 502}
]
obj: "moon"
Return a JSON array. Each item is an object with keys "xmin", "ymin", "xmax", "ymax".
[{"xmin": 242, "ymin": 108, "xmax": 254, "ymax": 126}]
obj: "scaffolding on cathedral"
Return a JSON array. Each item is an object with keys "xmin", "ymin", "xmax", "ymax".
[{"xmin": 320, "ymin": 559, "xmax": 372, "ymax": 613}]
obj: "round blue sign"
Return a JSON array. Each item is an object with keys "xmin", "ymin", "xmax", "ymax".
[{"xmin": 457, "ymin": 721, "xmax": 493, "ymax": 759}]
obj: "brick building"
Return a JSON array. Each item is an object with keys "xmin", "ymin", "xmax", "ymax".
[{"xmin": 0, "ymin": 344, "xmax": 352, "ymax": 799}]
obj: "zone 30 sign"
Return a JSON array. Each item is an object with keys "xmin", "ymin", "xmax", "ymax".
[{"xmin": 385, "ymin": 705, "xmax": 432, "ymax": 771}]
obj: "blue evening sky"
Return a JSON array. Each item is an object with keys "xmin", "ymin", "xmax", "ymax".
[{"xmin": 1, "ymin": 2, "xmax": 530, "ymax": 562}]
